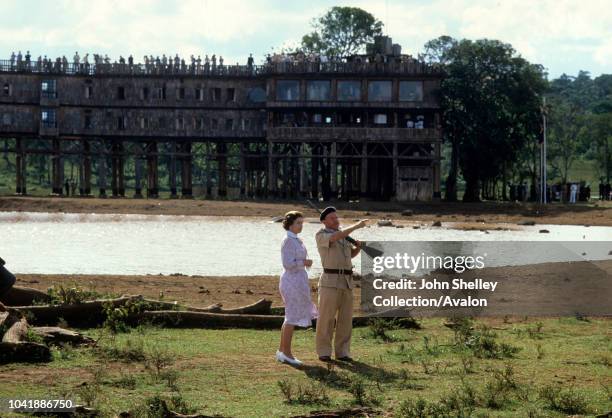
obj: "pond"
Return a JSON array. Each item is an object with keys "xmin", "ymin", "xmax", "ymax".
[{"xmin": 1, "ymin": 211, "xmax": 610, "ymax": 277}]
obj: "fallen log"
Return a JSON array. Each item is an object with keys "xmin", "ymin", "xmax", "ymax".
[
  {"xmin": 0, "ymin": 341, "xmax": 52, "ymax": 364},
  {"xmin": 31, "ymin": 326, "xmax": 95, "ymax": 346},
  {"xmin": 142, "ymin": 299, "xmax": 223, "ymax": 313},
  {"xmin": 12, "ymin": 295, "xmax": 145, "ymax": 326},
  {"xmin": 2, "ymin": 315, "xmax": 28, "ymax": 342},
  {"xmin": 141, "ymin": 298, "xmax": 272, "ymax": 315},
  {"xmin": 0, "ymin": 306, "xmax": 52, "ymax": 364},
  {"xmin": 290, "ymin": 407, "xmax": 379, "ymax": 417},
  {"xmin": 13, "ymin": 295, "xmax": 274, "ymax": 327},
  {"xmin": 0, "ymin": 285, "xmax": 52, "ymax": 306},
  {"xmin": 212, "ymin": 298, "xmax": 272, "ymax": 315},
  {"xmin": 0, "ymin": 302, "xmax": 96, "ymax": 364},
  {"xmin": 133, "ymin": 310, "xmax": 285, "ymax": 329},
  {"xmin": 0, "ymin": 302, "xmax": 11, "ymax": 330},
  {"xmin": 117, "ymin": 398, "xmax": 225, "ymax": 418}
]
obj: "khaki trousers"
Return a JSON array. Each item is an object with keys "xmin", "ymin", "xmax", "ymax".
[{"xmin": 315, "ymin": 286, "xmax": 353, "ymax": 358}]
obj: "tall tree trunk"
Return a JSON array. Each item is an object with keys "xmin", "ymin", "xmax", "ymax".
[
  {"xmin": 502, "ymin": 165, "xmax": 508, "ymax": 201},
  {"xmin": 463, "ymin": 173, "xmax": 480, "ymax": 202}
]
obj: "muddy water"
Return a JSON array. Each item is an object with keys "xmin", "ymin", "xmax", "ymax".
[{"xmin": 1, "ymin": 212, "xmax": 610, "ymax": 276}]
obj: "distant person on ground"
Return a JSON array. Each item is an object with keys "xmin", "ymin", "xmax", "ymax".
[{"xmin": 570, "ymin": 183, "xmax": 578, "ymax": 203}]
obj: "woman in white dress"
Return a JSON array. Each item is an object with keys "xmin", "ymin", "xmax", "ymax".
[{"xmin": 276, "ymin": 211, "xmax": 319, "ymax": 366}]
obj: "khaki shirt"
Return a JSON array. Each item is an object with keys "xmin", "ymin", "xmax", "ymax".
[{"xmin": 315, "ymin": 227, "xmax": 354, "ymax": 289}]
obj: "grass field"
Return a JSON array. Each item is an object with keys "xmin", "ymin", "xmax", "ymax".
[{"xmin": 1, "ymin": 316, "xmax": 610, "ymax": 417}]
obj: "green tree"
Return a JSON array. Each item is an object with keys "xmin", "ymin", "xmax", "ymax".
[
  {"xmin": 546, "ymin": 97, "xmax": 583, "ymax": 185},
  {"xmin": 300, "ymin": 7, "xmax": 383, "ymax": 58},
  {"xmin": 435, "ymin": 38, "xmax": 547, "ymax": 201},
  {"xmin": 585, "ymin": 112, "xmax": 612, "ymax": 183}
]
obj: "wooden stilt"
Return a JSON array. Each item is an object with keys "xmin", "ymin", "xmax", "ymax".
[
  {"xmin": 146, "ymin": 141, "xmax": 158, "ymax": 198},
  {"xmin": 392, "ymin": 142, "xmax": 398, "ymax": 200},
  {"xmin": 169, "ymin": 141, "xmax": 177, "ymax": 198},
  {"xmin": 97, "ymin": 141, "xmax": 107, "ymax": 198},
  {"xmin": 204, "ymin": 142, "xmax": 211, "ymax": 197},
  {"xmin": 15, "ymin": 138, "xmax": 26, "ymax": 195},
  {"xmin": 299, "ymin": 143, "xmax": 306, "ymax": 197},
  {"xmin": 217, "ymin": 142, "xmax": 227, "ymax": 197},
  {"xmin": 330, "ymin": 142, "xmax": 337, "ymax": 199},
  {"xmin": 110, "ymin": 141, "xmax": 124, "ymax": 197},
  {"xmin": 134, "ymin": 145, "xmax": 143, "ymax": 198},
  {"xmin": 360, "ymin": 142, "xmax": 368, "ymax": 199},
  {"xmin": 51, "ymin": 139, "xmax": 63, "ymax": 196},
  {"xmin": 239, "ymin": 142, "xmax": 246, "ymax": 198},
  {"xmin": 311, "ymin": 143, "xmax": 318, "ymax": 199},
  {"xmin": 80, "ymin": 139, "xmax": 91, "ymax": 196},
  {"xmin": 267, "ymin": 141, "xmax": 275, "ymax": 198},
  {"xmin": 180, "ymin": 141, "xmax": 192, "ymax": 198}
]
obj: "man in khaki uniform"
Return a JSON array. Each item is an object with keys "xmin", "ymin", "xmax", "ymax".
[{"xmin": 315, "ymin": 206, "xmax": 369, "ymax": 362}]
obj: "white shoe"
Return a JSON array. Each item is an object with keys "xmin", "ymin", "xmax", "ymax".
[{"xmin": 276, "ymin": 350, "xmax": 303, "ymax": 366}]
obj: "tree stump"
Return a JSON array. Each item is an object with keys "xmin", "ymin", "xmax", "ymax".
[{"xmin": 0, "ymin": 300, "xmax": 92, "ymax": 364}]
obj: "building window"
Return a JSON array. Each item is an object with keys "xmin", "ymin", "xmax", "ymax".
[
  {"xmin": 195, "ymin": 88, "xmax": 204, "ymax": 101},
  {"xmin": 276, "ymin": 80, "xmax": 299, "ymax": 101},
  {"xmin": 195, "ymin": 117, "xmax": 204, "ymax": 130},
  {"xmin": 247, "ymin": 87, "xmax": 266, "ymax": 103},
  {"xmin": 176, "ymin": 87, "xmax": 185, "ymax": 100},
  {"xmin": 176, "ymin": 116, "xmax": 184, "ymax": 130},
  {"xmin": 140, "ymin": 116, "xmax": 149, "ymax": 129},
  {"xmin": 84, "ymin": 110, "xmax": 92, "ymax": 129},
  {"xmin": 373, "ymin": 113, "xmax": 388, "ymax": 125},
  {"xmin": 368, "ymin": 81, "xmax": 392, "ymax": 101},
  {"xmin": 211, "ymin": 118, "xmax": 218, "ymax": 129},
  {"xmin": 117, "ymin": 116, "xmax": 126, "ymax": 130},
  {"xmin": 337, "ymin": 80, "xmax": 361, "ymax": 101},
  {"xmin": 2, "ymin": 114, "xmax": 11, "ymax": 126},
  {"xmin": 156, "ymin": 86, "xmax": 166, "ymax": 100},
  {"xmin": 158, "ymin": 116, "xmax": 166, "ymax": 128},
  {"xmin": 225, "ymin": 118, "xmax": 234, "ymax": 130},
  {"xmin": 226, "ymin": 88, "xmax": 235, "ymax": 102},
  {"xmin": 241, "ymin": 118, "xmax": 251, "ymax": 131},
  {"xmin": 306, "ymin": 80, "xmax": 331, "ymax": 101},
  {"xmin": 312, "ymin": 113, "xmax": 323, "ymax": 124},
  {"xmin": 84, "ymin": 85, "xmax": 93, "ymax": 98},
  {"xmin": 399, "ymin": 81, "xmax": 423, "ymax": 101},
  {"xmin": 41, "ymin": 80, "xmax": 57, "ymax": 98},
  {"xmin": 140, "ymin": 87, "xmax": 149, "ymax": 100},
  {"xmin": 211, "ymin": 88, "xmax": 221, "ymax": 102},
  {"xmin": 117, "ymin": 86, "xmax": 126, "ymax": 100},
  {"xmin": 2, "ymin": 83, "xmax": 10, "ymax": 96},
  {"xmin": 41, "ymin": 108, "xmax": 57, "ymax": 127}
]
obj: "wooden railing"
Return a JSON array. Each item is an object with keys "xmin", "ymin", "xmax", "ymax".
[
  {"xmin": 267, "ymin": 126, "xmax": 442, "ymax": 141},
  {"xmin": 0, "ymin": 59, "xmax": 442, "ymax": 77}
]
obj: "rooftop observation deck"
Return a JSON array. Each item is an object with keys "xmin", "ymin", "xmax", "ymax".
[{"xmin": 0, "ymin": 58, "xmax": 444, "ymax": 78}]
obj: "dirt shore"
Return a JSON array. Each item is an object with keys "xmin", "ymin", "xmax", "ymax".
[
  {"xmin": 12, "ymin": 259, "xmax": 611, "ymax": 317},
  {"xmin": 1, "ymin": 195, "xmax": 611, "ymax": 226}
]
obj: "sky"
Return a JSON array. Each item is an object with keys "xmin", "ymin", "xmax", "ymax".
[{"xmin": 0, "ymin": 0, "xmax": 610, "ymax": 80}]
